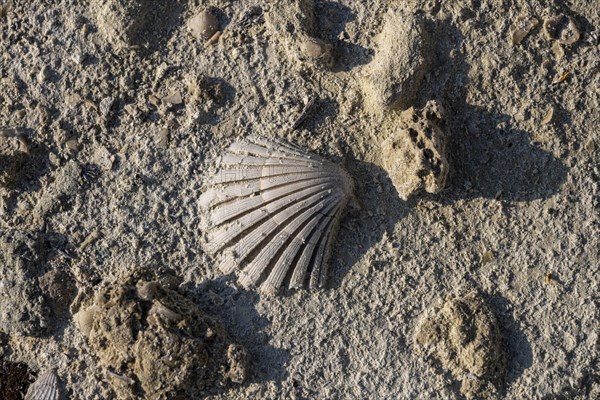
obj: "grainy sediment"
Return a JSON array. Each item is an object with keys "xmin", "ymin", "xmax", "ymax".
[{"xmin": 0, "ymin": 0, "xmax": 598, "ymax": 399}]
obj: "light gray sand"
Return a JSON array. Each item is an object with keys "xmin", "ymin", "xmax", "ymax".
[{"xmin": 0, "ymin": 0, "xmax": 598, "ymax": 399}]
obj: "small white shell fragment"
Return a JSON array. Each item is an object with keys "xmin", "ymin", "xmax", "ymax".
[
  {"xmin": 510, "ymin": 16, "xmax": 538, "ymax": 45},
  {"xmin": 188, "ymin": 10, "xmax": 219, "ymax": 40},
  {"xmin": 24, "ymin": 370, "xmax": 61, "ymax": 400},
  {"xmin": 99, "ymin": 96, "xmax": 114, "ymax": 116},
  {"xmin": 199, "ymin": 136, "xmax": 355, "ymax": 293},
  {"xmin": 136, "ymin": 280, "xmax": 158, "ymax": 300},
  {"xmin": 541, "ymin": 107, "xmax": 554, "ymax": 125}
]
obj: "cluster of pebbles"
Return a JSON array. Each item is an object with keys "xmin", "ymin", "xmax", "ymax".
[{"xmin": 510, "ymin": 12, "xmax": 581, "ymax": 58}]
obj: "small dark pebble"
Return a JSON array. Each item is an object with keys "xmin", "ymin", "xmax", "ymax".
[{"xmin": 81, "ymin": 163, "xmax": 101, "ymax": 183}]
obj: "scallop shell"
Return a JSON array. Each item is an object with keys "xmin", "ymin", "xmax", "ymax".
[
  {"xmin": 24, "ymin": 371, "xmax": 60, "ymax": 400},
  {"xmin": 199, "ymin": 136, "xmax": 354, "ymax": 294}
]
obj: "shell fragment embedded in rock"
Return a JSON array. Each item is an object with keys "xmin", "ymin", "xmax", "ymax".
[
  {"xmin": 199, "ymin": 136, "xmax": 355, "ymax": 293},
  {"xmin": 543, "ymin": 15, "xmax": 580, "ymax": 45},
  {"xmin": 510, "ymin": 16, "xmax": 538, "ymax": 45},
  {"xmin": 24, "ymin": 371, "xmax": 60, "ymax": 400}
]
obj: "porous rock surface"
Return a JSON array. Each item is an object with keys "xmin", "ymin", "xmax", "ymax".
[{"xmin": 376, "ymin": 100, "xmax": 448, "ymax": 200}]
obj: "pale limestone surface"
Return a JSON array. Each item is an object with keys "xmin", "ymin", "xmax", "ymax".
[{"xmin": 0, "ymin": 0, "xmax": 598, "ymax": 399}]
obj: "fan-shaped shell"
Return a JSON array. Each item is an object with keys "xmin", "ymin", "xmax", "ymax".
[
  {"xmin": 24, "ymin": 371, "xmax": 60, "ymax": 400},
  {"xmin": 200, "ymin": 136, "xmax": 354, "ymax": 294}
]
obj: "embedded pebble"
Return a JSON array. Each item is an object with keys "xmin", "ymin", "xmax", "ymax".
[
  {"xmin": 543, "ymin": 15, "xmax": 580, "ymax": 45},
  {"xmin": 37, "ymin": 65, "xmax": 51, "ymax": 83},
  {"xmin": 361, "ymin": 8, "xmax": 430, "ymax": 111},
  {"xmin": 162, "ymin": 91, "xmax": 183, "ymax": 105},
  {"xmin": 299, "ymin": 37, "xmax": 334, "ymax": 68},
  {"xmin": 188, "ymin": 10, "xmax": 219, "ymax": 40},
  {"xmin": 415, "ymin": 291, "xmax": 506, "ymax": 399},
  {"xmin": 99, "ymin": 96, "xmax": 114, "ymax": 116},
  {"xmin": 551, "ymin": 41, "xmax": 565, "ymax": 58},
  {"xmin": 92, "ymin": 145, "xmax": 114, "ymax": 171},
  {"xmin": 541, "ymin": 107, "xmax": 554, "ymax": 125},
  {"xmin": 73, "ymin": 306, "xmax": 97, "ymax": 337},
  {"xmin": 157, "ymin": 127, "xmax": 169, "ymax": 148}
]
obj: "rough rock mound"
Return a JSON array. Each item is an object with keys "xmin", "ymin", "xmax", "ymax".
[
  {"xmin": 375, "ymin": 100, "xmax": 448, "ymax": 200},
  {"xmin": 76, "ymin": 273, "xmax": 247, "ymax": 399},
  {"xmin": 361, "ymin": 9, "xmax": 431, "ymax": 111},
  {"xmin": 415, "ymin": 291, "xmax": 506, "ymax": 399},
  {"xmin": 266, "ymin": 0, "xmax": 334, "ymax": 68}
]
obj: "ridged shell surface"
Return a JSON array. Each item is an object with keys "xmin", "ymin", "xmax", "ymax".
[
  {"xmin": 200, "ymin": 136, "xmax": 354, "ymax": 293},
  {"xmin": 24, "ymin": 371, "xmax": 60, "ymax": 400}
]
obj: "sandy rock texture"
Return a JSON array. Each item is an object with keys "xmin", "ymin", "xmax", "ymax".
[
  {"xmin": 0, "ymin": 130, "xmax": 28, "ymax": 188},
  {"xmin": 75, "ymin": 272, "xmax": 247, "ymax": 399},
  {"xmin": 373, "ymin": 100, "xmax": 449, "ymax": 200},
  {"xmin": 0, "ymin": 230, "xmax": 75, "ymax": 337},
  {"xmin": 266, "ymin": 0, "xmax": 335, "ymax": 69},
  {"xmin": 415, "ymin": 291, "xmax": 506, "ymax": 399},
  {"xmin": 361, "ymin": 8, "xmax": 431, "ymax": 111},
  {"xmin": 0, "ymin": 0, "xmax": 598, "ymax": 399}
]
